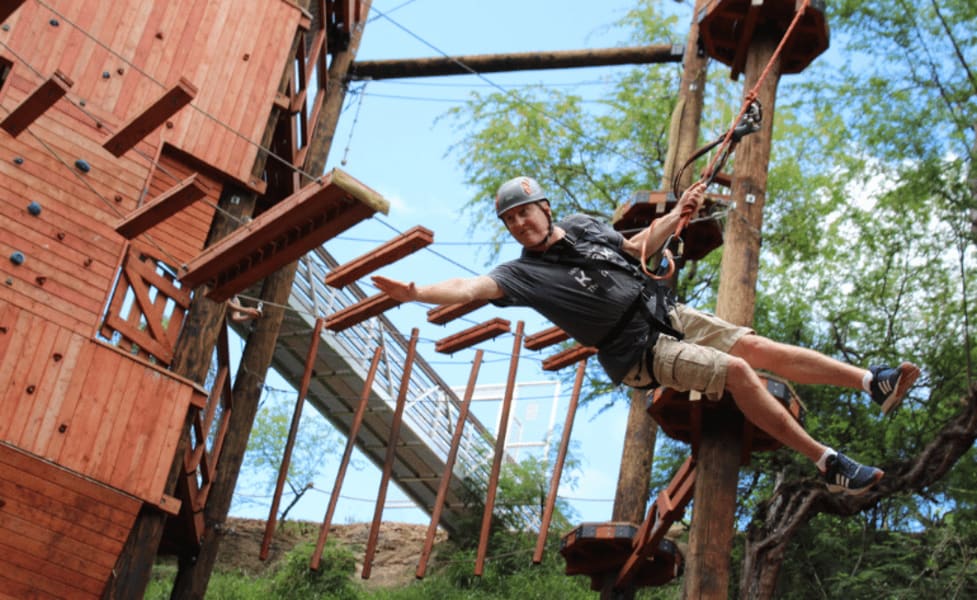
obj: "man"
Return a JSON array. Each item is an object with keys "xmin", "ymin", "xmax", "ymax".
[{"xmin": 373, "ymin": 176, "xmax": 920, "ymax": 494}]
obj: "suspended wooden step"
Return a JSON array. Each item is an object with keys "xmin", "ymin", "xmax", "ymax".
[
  {"xmin": 0, "ymin": 70, "xmax": 72, "ymax": 137},
  {"xmin": 435, "ymin": 318, "xmax": 510, "ymax": 354},
  {"xmin": 648, "ymin": 373, "xmax": 802, "ymax": 460},
  {"xmin": 115, "ymin": 173, "xmax": 208, "ymax": 239},
  {"xmin": 180, "ymin": 168, "xmax": 388, "ymax": 301},
  {"xmin": 326, "ymin": 225, "xmax": 433, "ymax": 288},
  {"xmin": 542, "ymin": 344, "xmax": 596, "ymax": 371},
  {"xmin": 325, "ymin": 293, "xmax": 400, "ymax": 332},
  {"xmin": 560, "ymin": 522, "xmax": 684, "ymax": 591},
  {"xmin": 524, "ymin": 325, "xmax": 570, "ymax": 350},
  {"xmin": 104, "ymin": 77, "xmax": 197, "ymax": 157},
  {"xmin": 697, "ymin": 0, "xmax": 830, "ymax": 80},
  {"xmin": 426, "ymin": 298, "xmax": 488, "ymax": 324},
  {"xmin": 611, "ymin": 190, "xmax": 723, "ymax": 261}
]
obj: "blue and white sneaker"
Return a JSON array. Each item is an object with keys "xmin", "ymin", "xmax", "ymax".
[
  {"xmin": 823, "ymin": 452, "xmax": 884, "ymax": 495},
  {"xmin": 869, "ymin": 362, "xmax": 920, "ymax": 415}
]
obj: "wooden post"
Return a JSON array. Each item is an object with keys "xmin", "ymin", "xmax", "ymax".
[
  {"xmin": 259, "ymin": 318, "xmax": 324, "ymax": 560},
  {"xmin": 310, "ymin": 345, "xmax": 383, "ymax": 570},
  {"xmin": 606, "ymin": 2, "xmax": 709, "ymax": 597},
  {"xmin": 416, "ymin": 350, "xmax": 483, "ymax": 579},
  {"xmin": 533, "ymin": 358, "xmax": 586, "ymax": 563},
  {"xmin": 475, "ymin": 321, "xmax": 524, "ymax": 576},
  {"xmin": 362, "ymin": 328, "xmax": 419, "ymax": 579},
  {"xmin": 683, "ymin": 32, "xmax": 782, "ymax": 600}
]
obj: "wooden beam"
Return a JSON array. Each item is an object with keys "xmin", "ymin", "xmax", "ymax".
[
  {"xmin": 434, "ymin": 318, "xmax": 510, "ymax": 354},
  {"xmin": 0, "ymin": 0, "xmax": 27, "ymax": 24},
  {"xmin": 325, "ymin": 293, "xmax": 400, "ymax": 332},
  {"xmin": 0, "ymin": 70, "xmax": 73, "ymax": 137},
  {"xmin": 426, "ymin": 298, "xmax": 488, "ymax": 324},
  {"xmin": 179, "ymin": 168, "xmax": 389, "ymax": 301},
  {"xmin": 115, "ymin": 173, "xmax": 208, "ymax": 239},
  {"xmin": 523, "ymin": 325, "xmax": 570, "ymax": 351},
  {"xmin": 326, "ymin": 225, "xmax": 433, "ymax": 288},
  {"xmin": 542, "ymin": 344, "xmax": 597, "ymax": 371},
  {"xmin": 349, "ymin": 45, "xmax": 683, "ymax": 80},
  {"xmin": 103, "ymin": 77, "xmax": 198, "ymax": 157}
]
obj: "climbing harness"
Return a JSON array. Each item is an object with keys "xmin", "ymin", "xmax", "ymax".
[{"xmin": 637, "ymin": 0, "xmax": 813, "ymax": 279}]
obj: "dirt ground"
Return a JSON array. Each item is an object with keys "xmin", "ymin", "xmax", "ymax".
[{"xmin": 216, "ymin": 518, "xmax": 449, "ymax": 589}]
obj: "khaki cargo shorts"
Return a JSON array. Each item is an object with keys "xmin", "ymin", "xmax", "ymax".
[{"xmin": 621, "ymin": 304, "xmax": 753, "ymax": 400}]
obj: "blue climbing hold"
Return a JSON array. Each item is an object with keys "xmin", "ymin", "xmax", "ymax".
[
  {"xmin": 13, "ymin": 157, "xmax": 23, "ymax": 165},
  {"xmin": 49, "ymin": 19, "xmax": 59, "ymax": 27},
  {"xmin": 27, "ymin": 202, "xmax": 41, "ymax": 216},
  {"xmin": 75, "ymin": 159, "xmax": 91, "ymax": 172},
  {"xmin": 10, "ymin": 252, "xmax": 25, "ymax": 266}
]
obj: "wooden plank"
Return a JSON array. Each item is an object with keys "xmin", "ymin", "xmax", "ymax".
[
  {"xmin": 42, "ymin": 335, "xmax": 96, "ymax": 461},
  {"xmin": 542, "ymin": 344, "xmax": 598, "ymax": 371},
  {"xmin": 435, "ymin": 318, "xmax": 510, "ymax": 354},
  {"xmin": 426, "ymin": 298, "xmax": 489, "ymax": 325},
  {"xmin": 103, "ymin": 77, "xmax": 197, "ymax": 157},
  {"xmin": 524, "ymin": 325, "xmax": 570, "ymax": 350},
  {"xmin": 0, "ymin": 70, "xmax": 73, "ymax": 137},
  {"xmin": 115, "ymin": 173, "xmax": 207, "ymax": 238},
  {"xmin": 325, "ymin": 293, "xmax": 400, "ymax": 332},
  {"xmin": 0, "ymin": 308, "xmax": 40, "ymax": 439},
  {"xmin": 15, "ymin": 324, "xmax": 72, "ymax": 451},
  {"xmin": 32, "ymin": 331, "xmax": 85, "ymax": 457},
  {"xmin": 180, "ymin": 169, "xmax": 389, "ymax": 301},
  {"xmin": 0, "ymin": 441, "xmax": 141, "ymax": 523},
  {"xmin": 326, "ymin": 225, "xmax": 434, "ymax": 288},
  {"xmin": 3, "ymin": 316, "xmax": 57, "ymax": 445},
  {"xmin": 0, "ymin": 537, "xmax": 101, "ymax": 597}
]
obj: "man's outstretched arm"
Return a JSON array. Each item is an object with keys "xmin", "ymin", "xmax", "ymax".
[{"xmin": 372, "ymin": 274, "xmax": 504, "ymax": 305}]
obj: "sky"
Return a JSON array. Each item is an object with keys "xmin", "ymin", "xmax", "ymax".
[{"xmin": 230, "ymin": 0, "xmax": 698, "ymax": 534}]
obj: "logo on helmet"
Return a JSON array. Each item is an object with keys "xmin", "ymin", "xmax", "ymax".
[{"xmin": 520, "ymin": 178, "xmax": 533, "ymax": 196}]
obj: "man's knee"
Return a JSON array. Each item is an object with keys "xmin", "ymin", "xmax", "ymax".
[{"xmin": 724, "ymin": 356, "xmax": 756, "ymax": 392}]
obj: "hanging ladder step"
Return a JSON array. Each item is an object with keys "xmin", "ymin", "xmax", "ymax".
[
  {"xmin": 326, "ymin": 225, "xmax": 433, "ymax": 288},
  {"xmin": 542, "ymin": 344, "xmax": 596, "ymax": 371},
  {"xmin": 560, "ymin": 522, "xmax": 683, "ymax": 591},
  {"xmin": 180, "ymin": 168, "xmax": 388, "ymax": 301},
  {"xmin": 0, "ymin": 70, "xmax": 73, "ymax": 137},
  {"xmin": 325, "ymin": 293, "xmax": 400, "ymax": 332},
  {"xmin": 435, "ymin": 318, "xmax": 510, "ymax": 354},
  {"xmin": 104, "ymin": 77, "xmax": 197, "ymax": 157},
  {"xmin": 524, "ymin": 325, "xmax": 570, "ymax": 350},
  {"xmin": 426, "ymin": 298, "xmax": 488, "ymax": 324},
  {"xmin": 115, "ymin": 173, "xmax": 208, "ymax": 239}
]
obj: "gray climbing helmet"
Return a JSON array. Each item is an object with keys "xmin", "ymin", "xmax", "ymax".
[{"xmin": 494, "ymin": 176, "xmax": 548, "ymax": 218}]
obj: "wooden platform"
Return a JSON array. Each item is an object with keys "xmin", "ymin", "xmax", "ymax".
[
  {"xmin": 179, "ymin": 169, "xmax": 388, "ymax": 301},
  {"xmin": 648, "ymin": 374, "xmax": 802, "ymax": 458},
  {"xmin": 697, "ymin": 0, "xmax": 830, "ymax": 79},
  {"xmin": 560, "ymin": 522, "xmax": 684, "ymax": 590},
  {"xmin": 611, "ymin": 190, "xmax": 724, "ymax": 261}
]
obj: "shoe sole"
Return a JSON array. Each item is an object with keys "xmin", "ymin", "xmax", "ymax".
[
  {"xmin": 881, "ymin": 362, "xmax": 920, "ymax": 415},
  {"xmin": 826, "ymin": 468, "xmax": 884, "ymax": 495}
]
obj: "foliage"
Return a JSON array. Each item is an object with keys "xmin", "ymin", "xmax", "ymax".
[
  {"xmin": 266, "ymin": 541, "xmax": 360, "ymax": 600},
  {"xmin": 238, "ymin": 387, "xmax": 340, "ymax": 520}
]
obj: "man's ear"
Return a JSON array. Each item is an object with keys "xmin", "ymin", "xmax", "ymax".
[{"xmin": 539, "ymin": 200, "xmax": 552, "ymax": 220}]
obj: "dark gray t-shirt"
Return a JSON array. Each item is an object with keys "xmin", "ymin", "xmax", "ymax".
[{"xmin": 488, "ymin": 214, "xmax": 652, "ymax": 383}]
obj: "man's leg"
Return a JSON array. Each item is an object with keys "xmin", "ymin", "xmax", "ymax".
[{"xmin": 729, "ymin": 334, "xmax": 866, "ymax": 388}]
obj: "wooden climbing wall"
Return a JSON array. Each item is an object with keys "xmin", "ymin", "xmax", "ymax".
[{"xmin": 0, "ymin": 0, "xmax": 306, "ymax": 596}]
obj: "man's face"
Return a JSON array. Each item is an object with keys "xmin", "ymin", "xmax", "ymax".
[{"xmin": 501, "ymin": 201, "xmax": 551, "ymax": 248}]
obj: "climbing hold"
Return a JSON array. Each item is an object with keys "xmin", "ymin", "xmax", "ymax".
[
  {"xmin": 2, "ymin": 24, "xmax": 10, "ymax": 32},
  {"xmin": 10, "ymin": 251, "xmax": 25, "ymax": 265},
  {"xmin": 102, "ymin": 71, "xmax": 110, "ymax": 79},
  {"xmin": 49, "ymin": 18, "xmax": 59, "ymax": 27},
  {"xmin": 27, "ymin": 201, "xmax": 41, "ymax": 216},
  {"xmin": 13, "ymin": 157, "xmax": 23, "ymax": 165},
  {"xmin": 75, "ymin": 158, "xmax": 91, "ymax": 172}
]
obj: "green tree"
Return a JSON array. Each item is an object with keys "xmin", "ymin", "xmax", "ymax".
[{"xmin": 445, "ymin": 1, "xmax": 977, "ymax": 598}]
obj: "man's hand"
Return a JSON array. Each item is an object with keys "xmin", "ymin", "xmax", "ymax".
[
  {"xmin": 371, "ymin": 275, "xmax": 416, "ymax": 302},
  {"xmin": 677, "ymin": 181, "xmax": 707, "ymax": 217}
]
